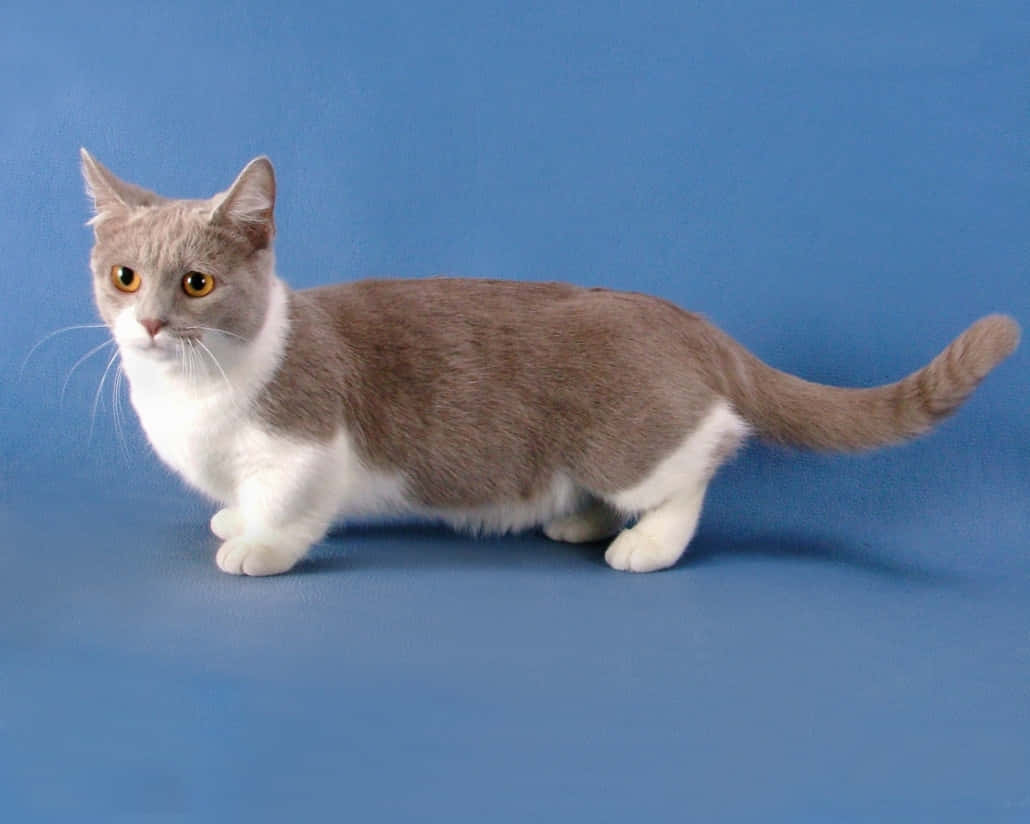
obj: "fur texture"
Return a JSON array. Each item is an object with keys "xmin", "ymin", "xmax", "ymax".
[{"xmin": 81, "ymin": 150, "xmax": 1020, "ymax": 576}]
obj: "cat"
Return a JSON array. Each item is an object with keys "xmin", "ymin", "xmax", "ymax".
[{"xmin": 80, "ymin": 149, "xmax": 1020, "ymax": 576}]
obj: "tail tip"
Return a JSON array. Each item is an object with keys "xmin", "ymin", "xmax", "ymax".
[{"xmin": 974, "ymin": 314, "xmax": 1021, "ymax": 361}]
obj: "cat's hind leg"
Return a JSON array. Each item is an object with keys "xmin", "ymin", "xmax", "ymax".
[
  {"xmin": 604, "ymin": 486, "xmax": 708, "ymax": 572},
  {"xmin": 602, "ymin": 401, "xmax": 748, "ymax": 573},
  {"xmin": 544, "ymin": 498, "xmax": 627, "ymax": 544}
]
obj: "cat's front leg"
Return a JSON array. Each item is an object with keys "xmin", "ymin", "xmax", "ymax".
[{"xmin": 213, "ymin": 444, "xmax": 341, "ymax": 577}]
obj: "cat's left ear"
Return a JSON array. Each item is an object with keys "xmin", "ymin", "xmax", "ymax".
[{"xmin": 211, "ymin": 157, "xmax": 276, "ymax": 249}]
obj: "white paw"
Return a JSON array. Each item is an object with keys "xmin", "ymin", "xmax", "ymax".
[
  {"xmin": 215, "ymin": 536, "xmax": 300, "ymax": 576},
  {"xmin": 544, "ymin": 508, "xmax": 624, "ymax": 544},
  {"xmin": 210, "ymin": 508, "xmax": 245, "ymax": 540},
  {"xmin": 604, "ymin": 529, "xmax": 682, "ymax": 573}
]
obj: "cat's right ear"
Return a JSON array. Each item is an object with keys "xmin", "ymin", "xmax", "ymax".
[{"xmin": 80, "ymin": 149, "xmax": 161, "ymax": 224}]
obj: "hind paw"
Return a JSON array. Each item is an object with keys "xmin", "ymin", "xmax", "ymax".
[
  {"xmin": 604, "ymin": 529, "xmax": 682, "ymax": 573},
  {"xmin": 544, "ymin": 505, "xmax": 625, "ymax": 544}
]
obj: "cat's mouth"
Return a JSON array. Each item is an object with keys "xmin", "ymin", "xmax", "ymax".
[{"xmin": 123, "ymin": 334, "xmax": 189, "ymax": 360}]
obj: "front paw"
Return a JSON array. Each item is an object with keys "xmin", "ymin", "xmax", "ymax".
[{"xmin": 215, "ymin": 536, "xmax": 302, "ymax": 576}]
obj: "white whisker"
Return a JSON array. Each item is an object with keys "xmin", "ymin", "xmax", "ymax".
[
  {"xmin": 112, "ymin": 363, "xmax": 131, "ymax": 461},
  {"xmin": 89, "ymin": 350, "xmax": 121, "ymax": 444},
  {"xmin": 182, "ymin": 325, "xmax": 249, "ymax": 342},
  {"xmin": 21, "ymin": 323, "xmax": 109, "ymax": 378},
  {"xmin": 193, "ymin": 342, "xmax": 204, "ymax": 390},
  {"xmin": 179, "ymin": 338, "xmax": 192, "ymax": 389},
  {"xmin": 195, "ymin": 338, "xmax": 236, "ymax": 396},
  {"xmin": 187, "ymin": 339, "xmax": 198, "ymax": 389},
  {"xmin": 178, "ymin": 338, "xmax": 188, "ymax": 384},
  {"xmin": 60, "ymin": 339, "xmax": 116, "ymax": 407},
  {"xmin": 194, "ymin": 340, "xmax": 244, "ymax": 414}
]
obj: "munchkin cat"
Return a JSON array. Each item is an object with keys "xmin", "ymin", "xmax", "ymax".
[{"xmin": 81, "ymin": 150, "xmax": 1020, "ymax": 576}]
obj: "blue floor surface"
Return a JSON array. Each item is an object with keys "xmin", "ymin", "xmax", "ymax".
[{"xmin": 2, "ymin": 1, "xmax": 1027, "ymax": 821}]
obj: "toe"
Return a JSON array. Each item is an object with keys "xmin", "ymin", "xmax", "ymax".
[
  {"xmin": 604, "ymin": 533, "xmax": 633, "ymax": 570},
  {"xmin": 215, "ymin": 538, "xmax": 246, "ymax": 574},
  {"xmin": 241, "ymin": 545, "xmax": 296, "ymax": 576},
  {"xmin": 211, "ymin": 508, "xmax": 244, "ymax": 540}
]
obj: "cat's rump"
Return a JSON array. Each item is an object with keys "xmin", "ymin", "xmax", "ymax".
[{"xmin": 712, "ymin": 314, "xmax": 1021, "ymax": 451}]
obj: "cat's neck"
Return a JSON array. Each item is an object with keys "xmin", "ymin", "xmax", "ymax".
[{"xmin": 121, "ymin": 276, "xmax": 290, "ymax": 410}]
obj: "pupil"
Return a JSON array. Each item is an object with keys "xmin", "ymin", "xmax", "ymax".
[
  {"xmin": 190, "ymin": 273, "xmax": 205, "ymax": 290},
  {"xmin": 120, "ymin": 267, "xmax": 134, "ymax": 285}
]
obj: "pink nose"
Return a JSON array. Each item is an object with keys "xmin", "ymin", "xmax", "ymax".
[{"xmin": 140, "ymin": 318, "xmax": 167, "ymax": 339}]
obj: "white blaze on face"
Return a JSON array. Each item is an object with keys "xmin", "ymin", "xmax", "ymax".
[{"xmin": 113, "ymin": 306, "xmax": 178, "ymax": 361}]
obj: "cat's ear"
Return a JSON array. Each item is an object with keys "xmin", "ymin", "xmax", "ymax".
[
  {"xmin": 80, "ymin": 148, "xmax": 162, "ymax": 221},
  {"xmin": 210, "ymin": 157, "xmax": 276, "ymax": 249}
]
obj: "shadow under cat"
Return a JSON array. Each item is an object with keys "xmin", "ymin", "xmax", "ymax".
[{"xmin": 270, "ymin": 519, "xmax": 964, "ymax": 587}]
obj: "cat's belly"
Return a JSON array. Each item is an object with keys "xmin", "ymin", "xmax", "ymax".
[
  {"xmin": 424, "ymin": 473, "xmax": 583, "ymax": 534},
  {"xmin": 321, "ymin": 430, "xmax": 584, "ymax": 533}
]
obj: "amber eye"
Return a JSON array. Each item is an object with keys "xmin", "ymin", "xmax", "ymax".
[
  {"xmin": 182, "ymin": 271, "xmax": 215, "ymax": 297},
  {"xmin": 110, "ymin": 265, "xmax": 140, "ymax": 293}
]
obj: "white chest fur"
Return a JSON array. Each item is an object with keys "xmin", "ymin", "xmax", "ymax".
[{"xmin": 128, "ymin": 377, "xmax": 245, "ymax": 500}]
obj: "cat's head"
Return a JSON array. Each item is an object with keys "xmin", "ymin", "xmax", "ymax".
[{"xmin": 81, "ymin": 150, "xmax": 277, "ymax": 372}]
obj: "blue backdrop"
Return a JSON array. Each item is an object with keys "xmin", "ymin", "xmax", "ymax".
[{"xmin": 1, "ymin": 1, "xmax": 1027, "ymax": 820}]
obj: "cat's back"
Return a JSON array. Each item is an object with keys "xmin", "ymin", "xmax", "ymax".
[
  {"xmin": 295, "ymin": 276, "xmax": 697, "ymax": 342},
  {"xmin": 298, "ymin": 276, "xmax": 585, "ymax": 326},
  {"xmin": 282, "ymin": 277, "xmax": 714, "ymax": 394},
  {"xmin": 269, "ymin": 274, "xmax": 714, "ymax": 423}
]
